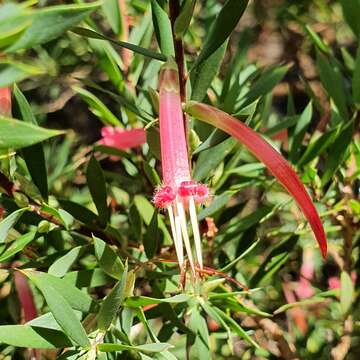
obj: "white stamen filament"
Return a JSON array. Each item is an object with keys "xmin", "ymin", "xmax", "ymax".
[
  {"xmin": 176, "ymin": 200, "xmax": 196, "ymax": 275},
  {"xmin": 188, "ymin": 196, "xmax": 203, "ymax": 270},
  {"xmin": 167, "ymin": 205, "xmax": 184, "ymax": 268}
]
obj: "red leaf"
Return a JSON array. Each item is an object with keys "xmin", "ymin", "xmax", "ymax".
[{"xmin": 185, "ymin": 101, "xmax": 327, "ymax": 258}]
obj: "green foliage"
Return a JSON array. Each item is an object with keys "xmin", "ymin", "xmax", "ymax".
[{"xmin": 0, "ymin": 0, "xmax": 359, "ymax": 359}]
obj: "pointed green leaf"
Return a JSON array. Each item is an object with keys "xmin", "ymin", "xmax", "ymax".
[
  {"xmin": 98, "ymin": 342, "xmax": 172, "ymax": 353},
  {"xmin": 94, "ymin": 235, "xmax": 124, "ymax": 279},
  {"xmin": 0, "ymin": 60, "xmax": 45, "ymax": 87},
  {"xmin": 143, "ymin": 209, "xmax": 159, "ymax": 259},
  {"xmin": 191, "ymin": 40, "xmax": 227, "ymax": 102},
  {"xmin": 74, "ymin": 86, "xmax": 121, "ymax": 126},
  {"xmin": 48, "ymin": 246, "xmax": 83, "ymax": 277},
  {"xmin": 25, "ymin": 271, "xmax": 95, "ymax": 313},
  {"xmin": 0, "ymin": 115, "xmax": 63, "ymax": 150},
  {"xmin": 72, "ymin": 27, "xmax": 167, "ymax": 62},
  {"xmin": 6, "ymin": 2, "xmax": 101, "ymax": 52},
  {"xmin": 340, "ymin": 0, "xmax": 360, "ymax": 38},
  {"xmin": 0, "ymin": 231, "xmax": 36, "ymax": 261},
  {"xmin": 98, "ymin": 263, "xmax": 128, "ymax": 331},
  {"xmin": 151, "ymin": 0, "xmax": 174, "ymax": 56},
  {"xmin": 13, "ymin": 84, "xmax": 48, "ymax": 200},
  {"xmin": 316, "ymin": 51, "xmax": 349, "ymax": 120},
  {"xmin": 87, "ymin": 156, "xmax": 109, "ymax": 227},
  {"xmin": 340, "ymin": 271, "xmax": 354, "ymax": 315},
  {"xmin": 0, "ymin": 325, "xmax": 72, "ymax": 349},
  {"xmin": 0, "ymin": 207, "xmax": 29, "ymax": 243},
  {"xmin": 102, "ymin": 0, "xmax": 122, "ymax": 35},
  {"xmin": 24, "ymin": 271, "xmax": 90, "ymax": 347},
  {"xmin": 192, "ymin": 0, "xmax": 248, "ymax": 69},
  {"xmin": 174, "ymin": 0, "xmax": 196, "ymax": 38}
]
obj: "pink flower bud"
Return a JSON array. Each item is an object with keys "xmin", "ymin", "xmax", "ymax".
[{"xmin": 0, "ymin": 87, "xmax": 11, "ymax": 116}]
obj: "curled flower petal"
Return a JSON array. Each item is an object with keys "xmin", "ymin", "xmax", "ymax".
[
  {"xmin": 185, "ymin": 101, "xmax": 327, "ymax": 258},
  {"xmin": 99, "ymin": 127, "xmax": 146, "ymax": 150}
]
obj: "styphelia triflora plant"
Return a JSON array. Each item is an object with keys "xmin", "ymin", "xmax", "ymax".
[{"xmin": 154, "ymin": 60, "xmax": 327, "ymax": 279}]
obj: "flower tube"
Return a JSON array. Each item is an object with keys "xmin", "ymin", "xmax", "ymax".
[
  {"xmin": 153, "ymin": 60, "xmax": 208, "ymax": 275},
  {"xmin": 99, "ymin": 127, "xmax": 146, "ymax": 150}
]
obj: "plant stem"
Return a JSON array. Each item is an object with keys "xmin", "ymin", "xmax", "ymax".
[{"xmin": 169, "ymin": 0, "xmax": 186, "ymax": 102}]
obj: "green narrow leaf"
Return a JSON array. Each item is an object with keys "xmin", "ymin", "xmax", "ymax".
[
  {"xmin": 134, "ymin": 195, "xmax": 172, "ymax": 245},
  {"xmin": 102, "ymin": 0, "xmax": 122, "ymax": 35},
  {"xmin": 340, "ymin": 271, "xmax": 354, "ymax": 315},
  {"xmin": 0, "ymin": 4, "xmax": 29, "ymax": 50},
  {"xmin": 87, "ymin": 156, "xmax": 109, "ymax": 227},
  {"xmin": 73, "ymin": 86, "xmax": 121, "ymax": 126},
  {"xmin": 297, "ymin": 126, "xmax": 339, "ymax": 167},
  {"xmin": 98, "ymin": 342, "xmax": 172, "ymax": 353},
  {"xmin": 0, "ymin": 231, "xmax": 36, "ymax": 262},
  {"xmin": 321, "ymin": 120, "xmax": 353, "ymax": 186},
  {"xmin": 143, "ymin": 209, "xmax": 159, "ymax": 259},
  {"xmin": 353, "ymin": 46, "xmax": 360, "ymax": 105},
  {"xmin": 192, "ymin": 0, "xmax": 248, "ymax": 69},
  {"xmin": 48, "ymin": 246, "xmax": 83, "ymax": 277},
  {"xmin": 125, "ymin": 294, "xmax": 189, "ymax": 307},
  {"xmin": 250, "ymin": 236, "xmax": 298, "ymax": 287},
  {"xmin": 25, "ymin": 271, "xmax": 95, "ymax": 313},
  {"xmin": 151, "ymin": 0, "xmax": 174, "ymax": 56},
  {"xmin": 0, "ymin": 115, "xmax": 63, "ymax": 150},
  {"xmin": 188, "ymin": 306, "xmax": 210, "ymax": 360},
  {"xmin": 274, "ymin": 297, "xmax": 328, "ymax": 314},
  {"xmin": 64, "ymin": 268, "xmax": 113, "ymax": 288},
  {"xmin": 174, "ymin": 0, "xmax": 196, "ymax": 38},
  {"xmin": 191, "ymin": 40, "xmax": 227, "ymax": 102},
  {"xmin": 289, "ymin": 101, "xmax": 312, "ymax": 162},
  {"xmin": 72, "ymin": 27, "xmax": 167, "ymax": 62},
  {"xmin": 316, "ymin": 51, "xmax": 349, "ymax": 120},
  {"xmin": 214, "ymin": 307, "xmax": 259, "ymax": 348},
  {"xmin": 6, "ymin": 2, "xmax": 101, "ymax": 52},
  {"xmin": 0, "ymin": 325, "xmax": 72, "ymax": 349},
  {"xmin": 340, "ymin": 0, "xmax": 360, "ymax": 38},
  {"xmin": 58, "ymin": 199, "xmax": 99, "ymax": 226},
  {"xmin": 198, "ymin": 191, "xmax": 236, "ymax": 220},
  {"xmin": 98, "ymin": 263, "xmax": 128, "ymax": 331},
  {"xmin": 93, "ymin": 235, "xmax": 124, "ymax": 279},
  {"xmin": 0, "ymin": 207, "xmax": 29, "ymax": 243},
  {"xmin": 193, "ymin": 137, "xmax": 237, "ymax": 182},
  {"xmin": 24, "ymin": 271, "xmax": 90, "ymax": 348},
  {"xmin": 0, "ymin": 60, "xmax": 45, "ymax": 87},
  {"xmin": 13, "ymin": 84, "xmax": 48, "ymax": 200},
  {"xmin": 241, "ymin": 64, "xmax": 289, "ymax": 108}
]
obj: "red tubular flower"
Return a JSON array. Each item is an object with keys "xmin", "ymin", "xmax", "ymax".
[
  {"xmin": 185, "ymin": 101, "xmax": 327, "ymax": 258},
  {"xmin": 153, "ymin": 61, "xmax": 208, "ymax": 274},
  {"xmin": 0, "ymin": 87, "xmax": 11, "ymax": 116},
  {"xmin": 99, "ymin": 127, "xmax": 146, "ymax": 150}
]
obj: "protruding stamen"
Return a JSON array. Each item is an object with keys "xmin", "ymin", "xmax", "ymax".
[
  {"xmin": 188, "ymin": 196, "xmax": 203, "ymax": 270},
  {"xmin": 167, "ymin": 205, "xmax": 184, "ymax": 268},
  {"xmin": 176, "ymin": 200, "xmax": 195, "ymax": 275}
]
